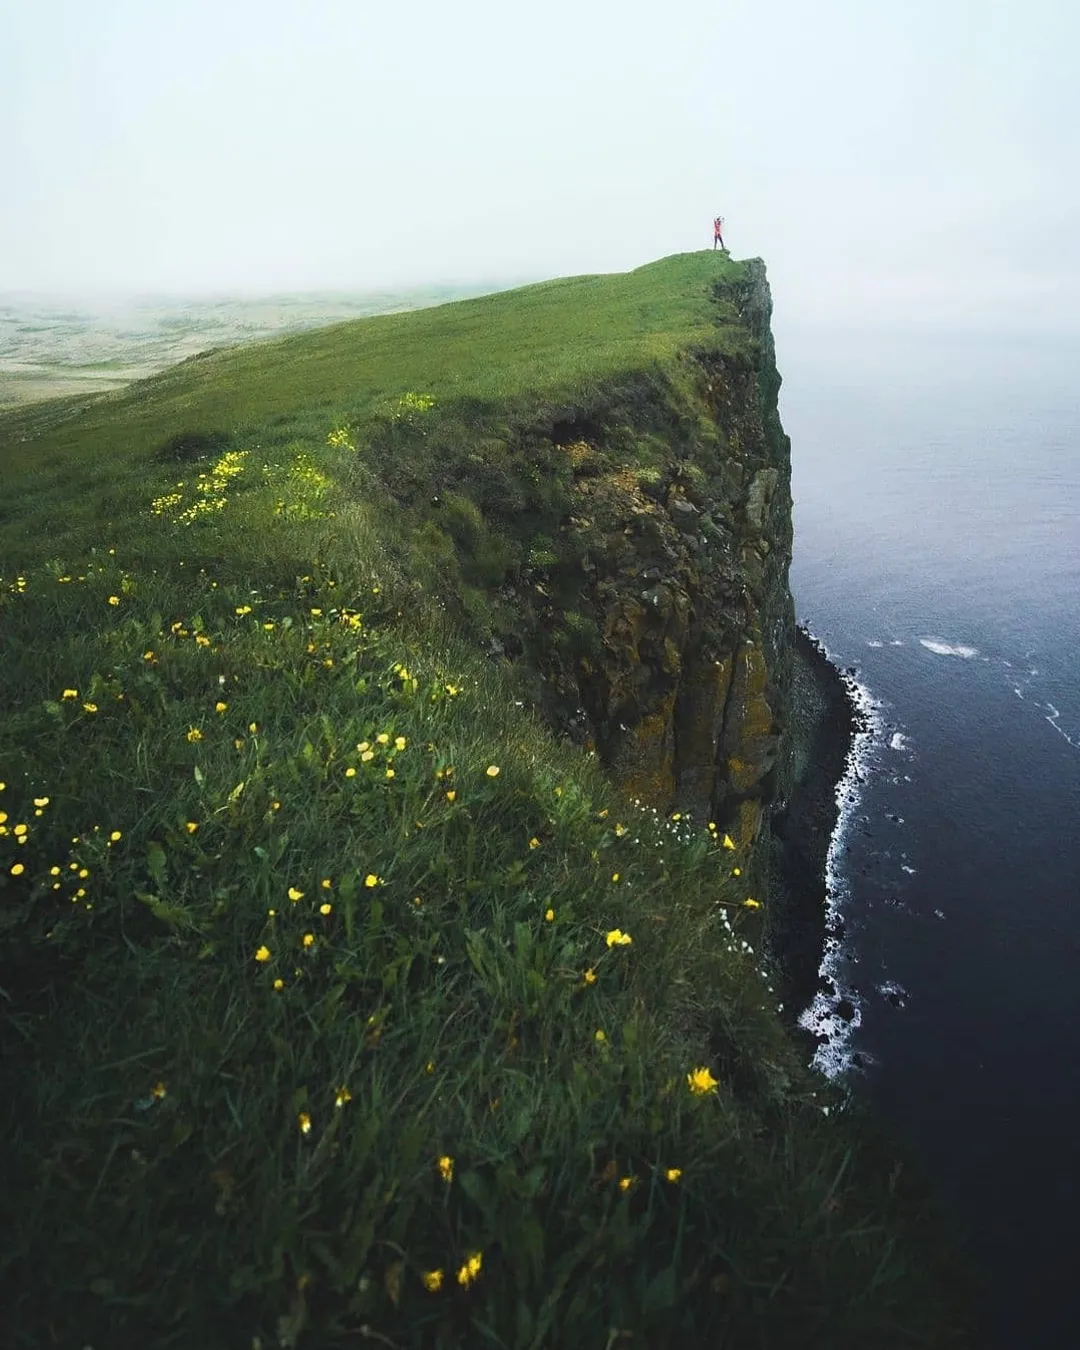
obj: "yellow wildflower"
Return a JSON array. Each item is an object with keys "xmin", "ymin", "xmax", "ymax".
[
  {"xmin": 437, "ymin": 1155, "xmax": 454, "ymax": 1182},
  {"xmin": 595, "ymin": 1029, "xmax": 607, "ymax": 1043},
  {"xmin": 82, "ymin": 702, "xmax": 98, "ymax": 714},
  {"xmin": 687, "ymin": 1066, "xmax": 719, "ymax": 1095},
  {"xmin": 665, "ymin": 1168, "xmax": 683, "ymax": 1183},
  {"xmin": 335, "ymin": 1086, "xmax": 351, "ymax": 1108},
  {"xmin": 545, "ymin": 908, "xmax": 555, "ymax": 922},
  {"xmin": 321, "ymin": 877, "xmax": 332, "ymax": 889},
  {"xmin": 109, "ymin": 830, "xmax": 122, "ymax": 841},
  {"xmin": 235, "ymin": 605, "xmax": 252, "ymax": 616},
  {"xmin": 376, "ymin": 732, "xmax": 389, "ymax": 745},
  {"xmin": 319, "ymin": 902, "xmax": 332, "ymax": 915},
  {"xmin": 248, "ymin": 722, "xmax": 258, "ymax": 733},
  {"xmin": 108, "ymin": 595, "xmax": 120, "ymax": 606},
  {"xmin": 33, "ymin": 797, "xmax": 49, "ymax": 808},
  {"xmin": 722, "ymin": 834, "xmax": 736, "ymax": 850},
  {"xmin": 364, "ymin": 874, "xmax": 381, "ymax": 888},
  {"xmin": 254, "ymin": 946, "xmax": 271, "ymax": 962},
  {"xmin": 618, "ymin": 1176, "xmax": 635, "ymax": 1192},
  {"xmin": 611, "ymin": 872, "xmax": 620, "ymax": 883},
  {"xmin": 743, "ymin": 898, "xmax": 762, "ymax": 910},
  {"xmin": 302, "ymin": 933, "xmax": 315, "ymax": 948},
  {"xmin": 298, "ymin": 1112, "xmax": 311, "ymax": 1135},
  {"xmin": 345, "ymin": 767, "xmax": 357, "ymax": 778},
  {"xmin": 273, "ymin": 978, "xmax": 284, "ymax": 991},
  {"xmin": 583, "ymin": 968, "xmax": 597, "ymax": 984},
  {"xmin": 360, "ymin": 750, "xmax": 374, "ymax": 763},
  {"xmin": 456, "ymin": 1252, "xmax": 482, "ymax": 1288},
  {"xmin": 445, "ymin": 790, "xmax": 456, "ymax": 802},
  {"xmin": 150, "ymin": 1081, "xmax": 167, "ymax": 1100},
  {"xmin": 62, "ymin": 689, "xmax": 78, "ymax": 700},
  {"xmin": 422, "ymin": 1269, "xmax": 444, "ymax": 1293},
  {"xmin": 10, "ymin": 863, "xmax": 25, "ymax": 876},
  {"xmin": 186, "ymin": 727, "xmax": 203, "ymax": 742},
  {"xmin": 385, "ymin": 768, "xmax": 395, "ymax": 779},
  {"xmin": 288, "ymin": 887, "xmax": 304, "ymax": 902},
  {"xmin": 733, "ymin": 867, "xmax": 742, "ymax": 877},
  {"xmin": 529, "ymin": 836, "xmax": 540, "ymax": 849},
  {"xmin": 486, "ymin": 764, "xmax": 500, "ymax": 777},
  {"xmin": 195, "ymin": 634, "xmax": 210, "ymax": 648},
  {"xmin": 186, "ymin": 821, "xmax": 198, "ymax": 834},
  {"xmin": 215, "ymin": 701, "xmax": 228, "ymax": 713},
  {"xmin": 13, "ymin": 823, "xmax": 27, "ymax": 836},
  {"xmin": 394, "ymin": 736, "xmax": 407, "ymax": 750},
  {"xmin": 605, "ymin": 929, "xmax": 632, "ymax": 947}
]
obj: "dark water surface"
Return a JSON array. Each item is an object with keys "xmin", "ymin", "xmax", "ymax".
[{"xmin": 777, "ymin": 323, "xmax": 1080, "ymax": 1348}]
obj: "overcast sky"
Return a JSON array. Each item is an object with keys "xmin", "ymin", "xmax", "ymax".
[{"xmin": 3, "ymin": 0, "xmax": 1077, "ymax": 331}]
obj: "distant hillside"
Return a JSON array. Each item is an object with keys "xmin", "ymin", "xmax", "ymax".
[{"xmin": 0, "ymin": 281, "xmax": 516, "ymax": 411}]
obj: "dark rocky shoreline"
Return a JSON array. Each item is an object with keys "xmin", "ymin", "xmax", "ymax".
[{"xmin": 766, "ymin": 625, "xmax": 864, "ymax": 1041}]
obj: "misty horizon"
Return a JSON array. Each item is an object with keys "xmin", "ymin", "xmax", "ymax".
[{"xmin": 4, "ymin": 0, "xmax": 1078, "ymax": 334}]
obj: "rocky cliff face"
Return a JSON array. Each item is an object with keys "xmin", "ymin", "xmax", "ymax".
[{"xmin": 498, "ymin": 260, "xmax": 797, "ymax": 853}]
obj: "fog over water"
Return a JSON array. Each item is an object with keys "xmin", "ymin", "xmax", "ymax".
[{"xmin": 782, "ymin": 323, "xmax": 1080, "ymax": 1350}]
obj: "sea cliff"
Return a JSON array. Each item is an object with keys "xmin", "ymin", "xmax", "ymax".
[
  {"xmin": 416, "ymin": 259, "xmax": 850, "ymax": 1017},
  {"xmin": 0, "ymin": 254, "xmax": 976, "ymax": 1347}
]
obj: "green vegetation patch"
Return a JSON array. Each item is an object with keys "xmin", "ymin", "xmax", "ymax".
[{"xmin": 0, "ymin": 254, "xmax": 976, "ymax": 1347}]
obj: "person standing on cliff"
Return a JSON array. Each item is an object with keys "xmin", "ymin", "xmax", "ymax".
[{"xmin": 713, "ymin": 216, "xmax": 725, "ymax": 250}]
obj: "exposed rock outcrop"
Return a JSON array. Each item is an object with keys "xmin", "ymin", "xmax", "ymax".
[{"xmin": 501, "ymin": 260, "xmax": 797, "ymax": 851}]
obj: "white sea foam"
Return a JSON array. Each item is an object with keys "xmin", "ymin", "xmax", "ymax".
[
  {"xmin": 867, "ymin": 639, "xmax": 884, "ymax": 648},
  {"xmin": 1001, "ymin": 661, "xmax": 1076, "ymax": 752},
  {"xmin": 796, "ymin": 637, "xmax": 885, "ymax": 1079},
  {"xmin": 1043, "ymin": 704, "xmax": 1080, "ymax": 750},
  {"xmin": 889, "ymin": 731, "xmax": 909, "ymax": 752},
  {"xmin": 919, "ymin": 637, "xmax": 980, "ymax": 658}
]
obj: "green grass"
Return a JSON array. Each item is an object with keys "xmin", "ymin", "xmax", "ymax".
[{"xmin": 0, "ymin": 253, "xmax": 977, "ymax": 1347}]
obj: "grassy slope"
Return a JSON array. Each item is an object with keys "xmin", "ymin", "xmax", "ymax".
[{"xmin": 0, "ymin": 253, "xmax": 974, "ymax": 1348}]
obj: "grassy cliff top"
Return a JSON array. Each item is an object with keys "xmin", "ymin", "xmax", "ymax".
[
  {"xmin": 0, "ymin": 251, "xmax": 746, "ymax": 473},
  {"xmin": 0, "ymin": 253, "xmax": 975, "ymax": 1347},
  {"xmin": 0, "ymin": 251, "xmax": 751, "ymax": 572}
]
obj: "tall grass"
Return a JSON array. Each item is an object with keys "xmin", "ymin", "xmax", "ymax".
[{"xmin": 0, "ymin": 254, "xmax": 977, "ymax": 1347}]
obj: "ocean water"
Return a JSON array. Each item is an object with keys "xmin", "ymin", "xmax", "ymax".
[{"xmin": 778, "ymin": 324, "xmax": 1080, "ymax": 1348}]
